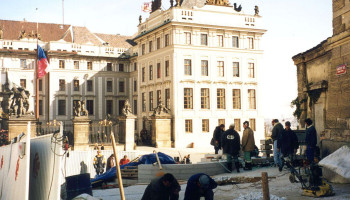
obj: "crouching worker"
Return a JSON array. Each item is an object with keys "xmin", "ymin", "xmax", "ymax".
[
  {"xmin": 221, "ymin": 124, "xmax": 241, "ymax": 172},
  {"xmin": 184, "ymin": 173, "xmax": 217, "ymax": 200},
  {"xmin": 141, "ymin": 173, "xmax": 180, "ymax": 200}
]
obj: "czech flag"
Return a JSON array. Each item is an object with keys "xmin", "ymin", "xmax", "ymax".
[{"xmin": 37, "ymin": 45, "xmax": 50, "ymax": 78}]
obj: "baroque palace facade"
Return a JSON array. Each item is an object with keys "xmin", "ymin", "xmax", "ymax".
[{"xmin": 0, "ymin": 0, "xmax": 266, "ymax": 148}]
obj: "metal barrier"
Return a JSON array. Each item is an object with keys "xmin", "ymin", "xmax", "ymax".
[{"xmin": 88, "ymin": 122, "xmax": 120, "ymax": 145}]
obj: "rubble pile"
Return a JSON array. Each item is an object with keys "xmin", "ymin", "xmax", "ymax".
[{"xmin": 235, "ymin": 192, "xmax": 286, "ymax": 200}]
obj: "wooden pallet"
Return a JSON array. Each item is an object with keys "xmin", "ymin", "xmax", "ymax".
[{"xmin": 121, "ymin": 166, "xmax": 138, "ymax": 179}]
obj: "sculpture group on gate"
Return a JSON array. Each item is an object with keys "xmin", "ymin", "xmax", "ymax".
[
  {"xmin": 152, "ymin": 100, "xmax": 171, "ymax": 116},
  {"xmin": 9, "ymin": 84, "xmax": 30, "ymax": 118},
  {"xmin": 122, "ymin": 99, "xmax": 133, "ymax": 116},
  {"xmin": 73, "ymin": 100, "xmax": 88, "ymax": 118}
]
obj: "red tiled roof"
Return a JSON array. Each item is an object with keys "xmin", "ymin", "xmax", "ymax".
[
  {"xmin": 0, "ymin": 19, "xmax": 70, "ymax": 42},
  {"xmin": 95, "ymin": 33, "xmax": 132, "ymax": 48}
]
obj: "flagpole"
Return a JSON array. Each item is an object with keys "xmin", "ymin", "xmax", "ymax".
[{"xmin": 35, "ymin": 8, "xmax": 39, "ymax": 121}]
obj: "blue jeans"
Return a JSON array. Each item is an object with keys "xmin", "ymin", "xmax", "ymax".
[{"xmin": 273, "ymin": 140, "xmax": 281, "ymax": 166}]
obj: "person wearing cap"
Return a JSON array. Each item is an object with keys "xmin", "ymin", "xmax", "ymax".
[
  {"xmin": 184, "ymin": 173, "xmax": 217, "ymax": 200},
  {"xmin": 93, "ymin": 150, "xmax": 106, "ymax": 175},
  {"xmin": 277, "ymin": 121, "xmax": 299, "ymax": 171},
  {"xmin": 271, "ymin": 119, "xmax": 284, "ymax": 167},
  {"xmin": 221, "ymin": 124, "xmax": 241, "ymax": 172},
  {"xmin": 141, "ymin": 173, "xmax": 180, "ymax": 200},
  {"xmin": 211, "ymin": 124, "xmax": 225, "ymax": 154},
  {"xmin": 242, "ymin": 121, "xmax": 255, "ymax": 170}
]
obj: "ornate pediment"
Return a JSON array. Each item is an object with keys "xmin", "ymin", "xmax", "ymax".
[{"xmin": 206, "ymin": 0, "xmax": 229, "ymax": 6}]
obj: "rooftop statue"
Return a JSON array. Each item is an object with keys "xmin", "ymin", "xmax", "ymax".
[
  {"xmin": 254, "ymin": 5, "xmax": 259, "ymax": 16},
  {"xmin": 234, "ymin": 3, "xmax": 242, "ymax": 12},
  {"xmin": 206, "ymin": 0, "xmax": 229, "ymax": 6}
]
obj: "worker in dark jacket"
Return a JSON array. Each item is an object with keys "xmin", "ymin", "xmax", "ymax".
[
  {"xmin": 211, "ymin": 124, "xmax": 225, "ymax": 154},
  {"xmin": 305, "ymin": 118, "xmax": 317, "ymax": 163},
  {"xmin": 277, "ymin": 121, "xmax": 299, "ymax": 171},
  {"xmin": 184, "ymin": 173, "xmax": 217, "ymax": 200},
  {"xmin": 141, "ymin": 173, "xmax": 180, "ymax": 200},
  {"xmin": 221, "ymin": 124, "xmax": 241, "ymax": 172},
  {"xmin": 271, "ymin": 119, "xmax": 284, "ymax": 167}
]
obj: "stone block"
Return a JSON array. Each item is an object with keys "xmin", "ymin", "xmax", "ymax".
[{"xmin": 8, "ymin": 117, "xmax": 37, "ymax": 140}]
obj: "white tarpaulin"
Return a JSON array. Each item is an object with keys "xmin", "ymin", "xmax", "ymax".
[
  {"xmin": 319, "ymin": 145, "xmax": 350, "ymax": 182},
  {"xmin": 0, "ymin": 128, "xmax": 30, "ymax": 200},
  {"xmin": 29, "ymin": 133, "xmax": 63, "ymax": 200}
]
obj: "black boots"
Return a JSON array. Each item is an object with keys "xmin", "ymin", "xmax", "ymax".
[
  {"xmin": 244, "ymin": 162, "xmax": 252, "ymax": 170},
  {"xmin": 235, "ymin": 162, "xmax": 240, "ymax": 173}
]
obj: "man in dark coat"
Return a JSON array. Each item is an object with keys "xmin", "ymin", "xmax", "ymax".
[
  {"xmin": 305, "ymin": 118, "xmax": 317, "ymax": 163},
  {"xmin": 184, "ymin": 173, "xmax": 217, "ymax": 200},
  {"xmin": 211, "ymin": 124, "xmax": 225, "ymax": 154},
  {"xmin": 221, "ymin": 124, "xmax": 241, "ymax": 172},
  {"xmin": 271, "ymin": 119, "xmax": 284, "ymax": 167},
  {"xmin": 141, "ymin": 173, "xmax": 180, "ymax": 200},
  {"xmin": 277, "ymin": 121, "xmax": 299, "ymax": 171}
]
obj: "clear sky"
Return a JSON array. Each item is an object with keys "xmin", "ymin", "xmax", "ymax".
[{"xmin": 0, "ymin": 0, "xmax": 333, "ymax": 120}]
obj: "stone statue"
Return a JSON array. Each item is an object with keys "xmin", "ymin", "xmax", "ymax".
[
  {"xmin": 234, "ymin": 3, "xmax": 242, "ymax": 12},
  {"xmin": 170, "ymin": 0, "xmax": 174, "ymax": 7},
  {"xmin": 19, "ymin": 30, "xmax": 26, "ymax": 39},
  {"xmin": 176, "ymin": 0, "xmax": 181, "ymax": 7},
  {"xmin": 206, "ymin": 0, "xmax": 229, "ymax": 6},
  {"xmin": 254, "ymin": 5, "xmax": 259, "ymax": 16},
  {"xmin": 9, "ymin": 84, "xmax": 30, "ymax": 118},
  {"xmin": 73, "ymin": 101, "xmax": 81, "ymax": 117},
  {"xmin": 139, "ymin": 15, "xmax": 142, "ymax": 24},
  {"xmin": 81, "ymin": 100, "xmax": 88, "ymax": 116},
  {"xmin": 151, "ymin": 0, "xmax": 162, "ymax": 12},
  {"xmin": 152, "ymin": 100, "xmax": 170, "ymax": 116},
  {"xmin": 122, "ymin": 99, "xmax": 132, "ymax": 116}
]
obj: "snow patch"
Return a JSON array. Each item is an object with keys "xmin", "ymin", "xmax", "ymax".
[{"xmin": 234, "ymin": 192, "xmax": 286, "ymax": 200}]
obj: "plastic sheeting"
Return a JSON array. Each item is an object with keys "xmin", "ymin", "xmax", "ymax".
[
  {"xmin": 319, "ymin": 145, "xmax": 350, "ymax": 181},
  {"xmin": 0, "ymin": 128, "xmax": 30, "ymax": 200}
]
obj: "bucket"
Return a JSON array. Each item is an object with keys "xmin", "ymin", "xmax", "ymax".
[{"xmin": 66, "ymin": 173, "xmax": 92, "ymax": 200}]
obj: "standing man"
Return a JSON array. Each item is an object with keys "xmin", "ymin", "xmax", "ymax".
[
  {"xmin": 242, "ymin": 121, "xmax": 255, "ymax": 170},
  {"xmin": 93, "ymin": 150, "xmax": 106, "ymax": 176},
  {"xmin": 141, "ymin": 173, "xmax": 180, "ymax": 200},
  {"xmin": 277, "ymin": 121, "xmax": 299, "ymax": 171},
  {"xmin": 221, "ymin": 124, "xmax": 241, "ymax": 172},
  {"xmin": 211, "ymin": 124, "xmax": 225, "ymax": 154},
  {"xmin": 106, "ymin": 154, "xmax": 116, "ymax": 171},
  {"xmin": 184, "ymin": 173, "xmax": 217, "ymax": 200},
  {"xmin": 271, "ymin": 119, "xmax": 284, "ymax": 167},
  {"xmin": 305, "ymin": 118, "xmax": 317, "ymax": 163}
]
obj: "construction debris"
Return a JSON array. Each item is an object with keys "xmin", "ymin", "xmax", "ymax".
[
  {"xmin": 234, "ymin": 192, "xmax": 286, "ymax": 200},
  {"xmin": 215, "ymin": 176, "xmax": 276, "ymax": 185}
]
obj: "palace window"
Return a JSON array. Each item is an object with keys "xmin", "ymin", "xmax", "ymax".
[
  {"xmin": 250, "ymin": 118, "xmax": 256, "ymax": 131},
  {"xmin": 157, "ymin": 63, "xmax": 161, "ymax": 79},
  {"xmin": 87, "ymin": 80, "xmax": 93, "ymax": 92},
  {"xmin": 202, "ymin": 119, "xmax": 209, "ymax": 132},
  {"xmin": 119, "ymin": 81, "xmax": 124, "ymax": 93},
  {"xmin": 134, "ymin": 62, "xmax": 137, "ymax": 71},
  {"xmin": 218, "ymin": 119, "xmax": 225, "ymax": 126},
  {"xmin": 201, "ymin": 60, "xmax": 208, "ymax": 76},
  {"xmin": 157, "ymin": 90, "xmax": 161, "ymax": 106},
  {"xmin": 119, "ymin": 64, "xmax": 124, "ymax": 72},
  {"xmin": 142, "ymin": 44, "xmax": 145, "ymax": 55},
  {"xmin": 218, "ymin": 35, "xmax": 224, "ymax": 47},
  {"xmin": 74, "ymin": 61, "xmax": 79, "ymax": 70},
  {"xmin": 165, "ymin": 60, "xmax": 170, "ymax": 77},
  {"xmin": 134, "ymin": 80, "xmax": 137, "ymax": 92},
  {"xmin": 20, "ymin": 79, "xmax": 26, "ymax": 88},
  {"xmin": 39, "ymin": 79, "xmax": 43, "ymax": 91},
  {"xmin": 142, "ymin": 67, "xmax": 145, "ymax": 82},
  {"xmin": 185, "ymin": 119, "xmax": 193, "ymax": 133},
  {"xmin": 39, "ymin": 100, "xmax": 43, "ymax": 116},
  {"xmin": 134, "ymin": 100, "xmax": 137, "ymax": 114},
  {"xmin": 149, "ymin": 41, "xmax": 153, "ymax": 52},
  {"xmin": 149, "ymin": 91, "xmax": 154, "ymax": 111},
  {"xmin": 142, "ymin": 93, "xmax": 146, "ymax": 112},
  {"xmin": 184, "ymin": 88, "xmax": 193, "ymax": 109},
  {"xmin": 248, "ymin": 37, "xmax": 254, "ymax": 49},
  {"xmin": 59, "ymin": 60, "xmax": 65, "ymax": 69},
  {"xmin": 248, "ymin": 63, "xmax": 255, "ymax": 78},
  {"xmin": 232, "ymin": 36, "xmax": 239, "ymax": 48},
  {"xmin": 185, "ymin": 32, "xmax": 191, "ymax": 44},
  {"xmin": 149, "ymin": 65, "xmax": 153, "ymax": 80},
  {"xmin": 217, "ymin": 88, "xmax": 225, "ymax": 109},
  {"xmin": 106, "ymin": 100, "xmax": 113, "ymax": 115},
  {"xmin": 59, "ymin": 79, "xmax": 65, "ymax": 91},
  {"xmin": 106, "ymin": 80, "xmax": 113, "ymax": 92},
  {"xmin": 201, "ymin": 34, "xmax": 208, "ymax": 45},
  {"xmin": 201, "ymin": 88, "xmax": 210, "ymax": 109},
  {"xmin": 165, "ymin": 88, "xmax": 170, "ymax": 108},
  {"xmin": 248, "ymin": 89, "xmax": 256, "ymax": 109},
  {"xmin": 232, "ymin": 89, "xmax": 241, "ymax": 109},
  {"xmin": 165, "ymin": 34, "xmax": 169, "ymax": 47},
  {"xmin": 234, "ymin": 119, "xmax": 241, "ymax": 131},
  {"xmin": 157, "ymin": 37, "xmax": 161, "ymax": 49},
  {"xmin": 107, "ymin": 63, "xmax": 112, "ymax": 71},
  {"xmin": 73, "ymin": 80, "xmax": 79, "ymax": 91},
  {"xmin": 87, "ymin": 62, "xmax": 93, "ymax": 70},
  {"xmin": 217, "ymin": 61, "xmax": 224, "ymax": 77},
  {"xmin": 58, "ymin": 100, "xmax": 66, "ymax": 115},
  {"xmin": 87, "ymin": 100, "xmax": 94, "ymax": 115},
  {"xmin": 20, "ymin": 59, "xmax": 26, "ymax": 68},
  {"xmin": 184, "ymin": 59, "xmax": 192, "ymax": 75},
  {"xmin": 233, "ymin": 62, "xmax": 239, "ymax": 77}
]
